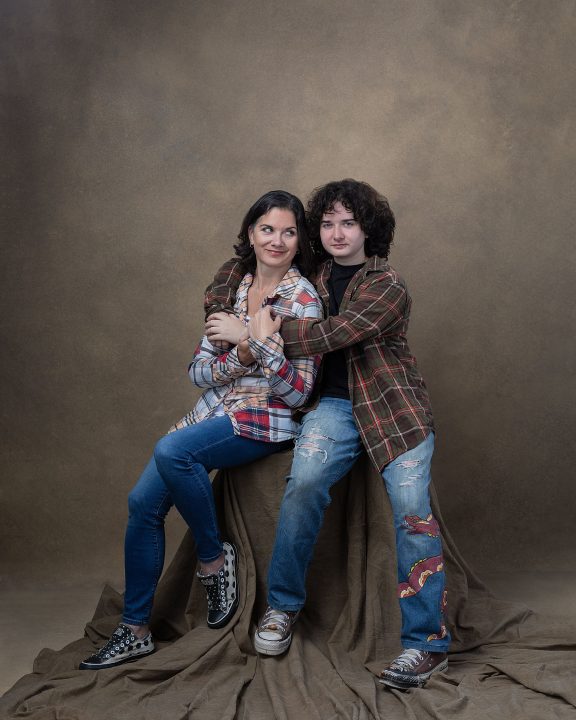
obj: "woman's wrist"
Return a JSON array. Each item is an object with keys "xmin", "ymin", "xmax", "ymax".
[{"xmin": 237, "ymin": 340, "xmax": 255, "ymax": 366}]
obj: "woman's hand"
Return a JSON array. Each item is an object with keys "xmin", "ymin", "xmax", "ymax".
[
  {"xmin": 205, "ymin": 312, "xmax": 248, "ymax": 346},
  {"xmin": 249, "ymin": 306, "xmax": 282, "ymax": 343}
]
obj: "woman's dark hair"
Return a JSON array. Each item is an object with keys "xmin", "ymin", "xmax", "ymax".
[
  {"xmin": 306, "ymin": 179, "xmax": 395, "ymax": 260},
  {"xmin": 234, "ymin": 190, "xmax": 316, "ymax": 278}
]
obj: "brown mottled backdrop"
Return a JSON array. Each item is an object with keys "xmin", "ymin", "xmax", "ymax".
[{"xmin": 1, "ymin": 1, "xmax": 575, "ymax": 586}]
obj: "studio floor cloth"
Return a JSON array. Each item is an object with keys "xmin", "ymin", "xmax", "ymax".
[{"xmin": 2, "ymin": 452, "xmax": 575, "ymax": 719}]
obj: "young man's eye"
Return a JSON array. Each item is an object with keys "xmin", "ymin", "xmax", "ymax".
[
  {"xmin": 344, "ymin": 220, "xmax": 356, "ymax": 226},
  {"xmin": 321, "ymin": 223, "xmax": 332, "ymax": 229}
]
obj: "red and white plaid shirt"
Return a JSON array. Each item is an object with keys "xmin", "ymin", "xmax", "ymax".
[{"xmin": 172, "ymin": 267, "xmax": 322, "ymax": 443}]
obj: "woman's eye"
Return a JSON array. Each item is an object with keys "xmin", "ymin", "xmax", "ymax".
[{"xmin": 285, "ymin": 230, "xmax": 296, "ymax": 237}]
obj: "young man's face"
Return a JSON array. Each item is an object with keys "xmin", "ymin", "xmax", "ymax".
[{"xmin": 319, "ymin": 201, "xmax": 367, "ymax": 266}]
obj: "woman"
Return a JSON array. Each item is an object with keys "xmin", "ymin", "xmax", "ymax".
[{"xmin": 79, "ymin": 191, "xmax": 322, "ymax": 670}]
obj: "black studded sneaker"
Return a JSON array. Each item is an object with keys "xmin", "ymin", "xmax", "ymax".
[
  {"xmin": 197, "ymin": 541, "xmax": 238, "ymax": 629},
  {"xmin": 79, "ymin": 623, "xmax": 155, "ymax": 670}
]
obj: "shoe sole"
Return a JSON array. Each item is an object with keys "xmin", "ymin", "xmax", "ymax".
[
  {"xmin": 378, "ymin": 658, "xmax": 448, "ymax": 689},
  {"xmin": 79, "ymin": 647, "xmax": 155, "ymax": 670},
  {"xmin": 253, "ymin": 631, "xmax": 292, "ymax": 656}
]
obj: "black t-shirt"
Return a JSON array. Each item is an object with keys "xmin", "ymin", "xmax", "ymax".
[{"xmin": 320, "ymin": 261, "xmax": 366, "ymax": 400}]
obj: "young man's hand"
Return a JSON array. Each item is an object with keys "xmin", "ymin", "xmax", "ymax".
[
  {"xmin": 205, "ymin": 312, "xmax": 248, "ymax": 346},
  {"xmin": 249, "ymin": 306, "xmax": 282, "ymax": 343}
]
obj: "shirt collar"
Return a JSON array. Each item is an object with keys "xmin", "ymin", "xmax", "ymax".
[
  {"xmin": 237, "ymin": 266, "xmax": 302, "ymax": 314},
  {"xmin": 320, "ymin": 255, "xmax": 389, "ymax": 279},
  {"xmin": 238, "ymin": 265, "xmax": 301, "ymax": 301}
]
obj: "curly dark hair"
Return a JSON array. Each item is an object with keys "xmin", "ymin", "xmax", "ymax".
[
  {"xmin": 306, "ymin": 179, "xmax": 395, "ymax": 260},
  {"xmin": 233, "ymin": 190, "xmax": 317, "ymax": 278}
]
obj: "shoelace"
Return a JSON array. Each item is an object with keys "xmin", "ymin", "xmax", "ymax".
[
  {"xmin": 201, "ymin": 568, "xmax": 227, "ymax": 610},
  {"xmin": 93, "ymin": 626, "xmax": 135, "ymax": 659},
  {"xmin": 260, "ymin": 607, "xmax": 291, "ymax": 632},
  {"xmin": 390, "ymin": 649, "xmax": 425, "ymax": 671}
]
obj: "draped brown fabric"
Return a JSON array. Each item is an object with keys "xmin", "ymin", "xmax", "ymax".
[{"xmin": 2, "ymin": 452, "xmax": 575, "ymax": 719}]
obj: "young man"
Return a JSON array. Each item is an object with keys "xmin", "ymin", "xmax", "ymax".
[{"xmin": 205, "ymin": 179, "xmax": 450, "ymax": 690}]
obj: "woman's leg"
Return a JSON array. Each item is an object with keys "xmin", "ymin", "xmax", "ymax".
[
  {"xmin": 153, "ymin": 414, "xmax": 288, "ymax": 628},
  {"xmin": 153, "ymin": 415, "xmax": 284, "ymax": 563},
  {"xmin": 82, "ymin": 415, "xmax": 287, "ymax": 668},
  {"xmin": 79, "ymin": 456, "xmax": 171, "ymax": 670},
  {"xmin": 123, "ymin": 455, "xmax": 174, "ymax": 627}
]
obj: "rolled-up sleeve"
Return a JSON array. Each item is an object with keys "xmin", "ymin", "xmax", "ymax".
[
  {"xmin": 247, "ymin": 331, "xmax": 320, "ymax": 409},
  {"xmin": 188, "ymin": 336, "xmax": 257, "ymax": 388}
]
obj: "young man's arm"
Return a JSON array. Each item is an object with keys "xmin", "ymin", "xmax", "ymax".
[
  {"xmin": 204, "ymin": 257, "xmax": 243, "ymax": 319},
  {"xmin": 280, "ymin": 273, "xmax": 408, "ymax": 359}
]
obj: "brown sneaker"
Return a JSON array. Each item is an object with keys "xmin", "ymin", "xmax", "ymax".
[
  {"xmin": 253, "ymin": 606, "xmax": 299, "ymax": 656},
  {"xmin": 379, "ymin": 649, "xmax": 448, "ymax": 689}
]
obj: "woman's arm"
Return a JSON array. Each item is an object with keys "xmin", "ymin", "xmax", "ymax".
[
  {"xmin": 188, "ymin": 336, "xmax": 257, "ymax": 388},
  {"xmin": 246, "ymin": 294, "xmax": 323, "ymax": 409}
]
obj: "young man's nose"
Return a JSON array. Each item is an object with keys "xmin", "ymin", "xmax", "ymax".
[{"xmin": 333, "ymin": 224, "xmax": 344, "ymax": 240}]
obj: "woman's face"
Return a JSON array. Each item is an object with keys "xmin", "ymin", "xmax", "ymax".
[{"xmin": 248, "ymin": 207, "xmax": 299, "ymax": 274}]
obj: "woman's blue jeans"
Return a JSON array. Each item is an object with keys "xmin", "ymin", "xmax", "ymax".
[
  {"xmin": 267, "ymin": 397, "xmax": 450, "ymax": 652},
  {"xmin": 123, "ymin": 415, "xmax": 287, "ymax": 626}
]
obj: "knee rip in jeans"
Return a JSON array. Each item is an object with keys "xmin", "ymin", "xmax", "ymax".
[
  {"xmin": 397, "ymin": 458, "xmax": 423, "ymax": 485},
  {"xmin": 295, "ymin": 428, "xmax": 334, "ymax": 464}
]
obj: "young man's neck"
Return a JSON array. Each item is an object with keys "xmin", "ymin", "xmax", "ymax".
[{"xmin": 331, "ymin": 256, "xmax": 367, "ymax": 267}]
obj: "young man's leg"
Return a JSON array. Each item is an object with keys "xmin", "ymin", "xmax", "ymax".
[
  {"xmin": 256, "ymin": 397, "xmax": 364, "ymax": 655},
  {"xmin": 379, "ymin": 432, "xmax": 450, "ymax": 689}
]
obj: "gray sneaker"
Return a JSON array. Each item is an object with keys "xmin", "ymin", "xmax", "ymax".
[
  {"xmin": 79, "ymin": 623, "xmax": 155, "ymax": 670},
  {"xmin": 254, "ymin": 606, "xmax": 299, "ymax": 656},
  {"xmin": 379, "ymin": 649, "xmax": 448, "ymax": 689}
]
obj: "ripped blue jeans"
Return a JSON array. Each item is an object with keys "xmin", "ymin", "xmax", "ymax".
[{"xmin": 267, "ymin": 397, "xmax": 450, "ymax": 652}]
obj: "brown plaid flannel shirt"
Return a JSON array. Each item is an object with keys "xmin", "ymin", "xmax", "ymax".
[{"xmin": 205, "ymin": 256, "xmax": 434, "ymax": 471}]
